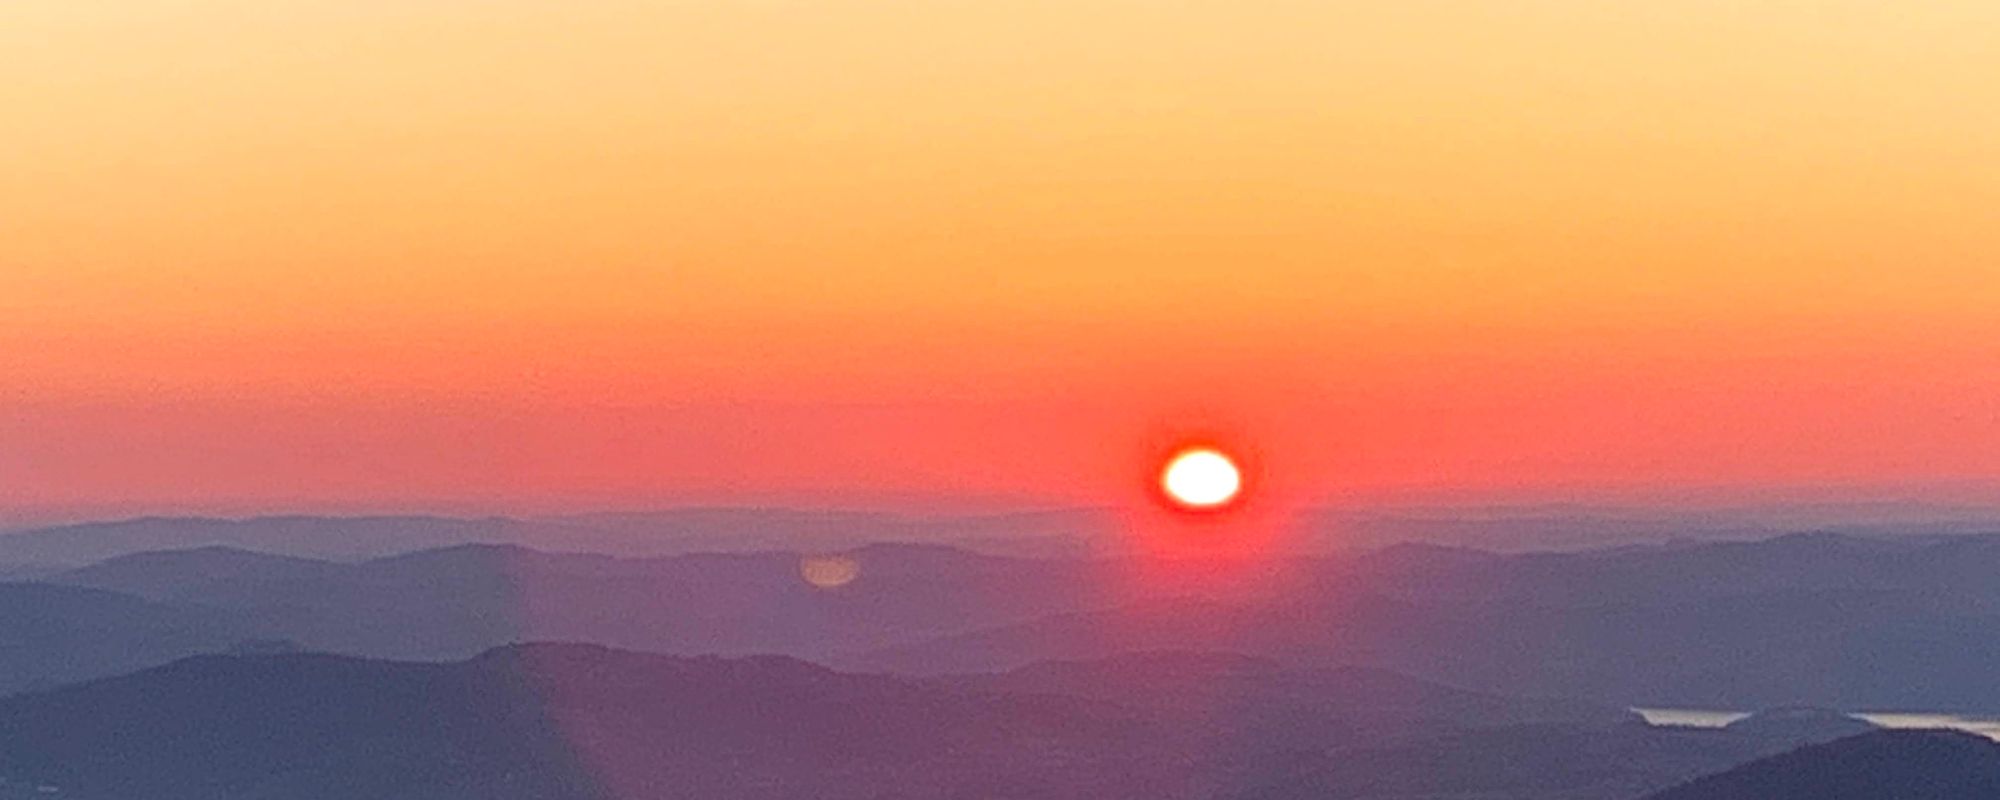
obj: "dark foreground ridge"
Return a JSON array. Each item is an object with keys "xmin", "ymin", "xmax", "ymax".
[
  {"xmin": 0, "ymin": 644, "xmax": 1158, "ymax": 800},
  {"xmin": 1644, "ymin": 729, "xmax": 2000, "ymax": 800}
]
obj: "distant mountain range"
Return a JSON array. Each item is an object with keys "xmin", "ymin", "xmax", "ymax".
[
  {"xmin": 1310, "ymin": 500, "xmax": 2000, "ymax": 552},
  {"xmin": 0, "ymin": 510, "xmax": 1121, "ymax": 565},
  {"xmin": 859, "ymin": 532, "xmax": 2000, "ymax": 710},
  {"xmin": 9, "ymin": 529, "xmax": 2000, "ymax": 709},
  {"xmin": 0, "ymin": 646, "xmax": 1853, "ymax": 800},
  {"xmin": 43, "ymin": 541, "xmax": 1140, "ymax": 663},
  {"xmin": 6, "ymin": 516, "xmax": 1993, "ymax": 798},
  {"xmin": 9, "ymin": 503, "xmax": 2000, "ymax": 566}
]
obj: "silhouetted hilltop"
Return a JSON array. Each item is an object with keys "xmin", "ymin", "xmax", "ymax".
[{"xmin": 1644, "ymin": 729, "xmax": 2000, "ymax": 800}]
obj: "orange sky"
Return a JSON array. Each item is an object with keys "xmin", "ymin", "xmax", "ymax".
[{"xmin": 4, "ymin": 1, "xmax": 1999, "ymax": 519}]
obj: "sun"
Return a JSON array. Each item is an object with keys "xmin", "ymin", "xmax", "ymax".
[{"xmin": 1160, "ymin": 448, "xmax": 1243, "ymax": 510}]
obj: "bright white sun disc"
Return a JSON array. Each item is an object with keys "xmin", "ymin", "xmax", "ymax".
[{"xmin": 1161, "ymin": 449, "xmax": 1242, "ymax": 508}]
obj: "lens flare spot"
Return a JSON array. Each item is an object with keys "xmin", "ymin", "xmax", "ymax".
[
  {"xmin": 799, "ymin": 554, "xmax": 860, "ymax": 589},
  {"xmin": 1160, "ymin": 448, "xmax": 1242, "ymax": 510}
]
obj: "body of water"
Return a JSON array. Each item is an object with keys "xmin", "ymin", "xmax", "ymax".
[{"xmin": 1633, "ymin": 707, "xmax": 2000, "ymax": 741}]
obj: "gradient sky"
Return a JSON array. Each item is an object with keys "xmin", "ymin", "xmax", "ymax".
[{"xmin": 4, "ymin": 0, "xmax": 1999, "ymax": 520}]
